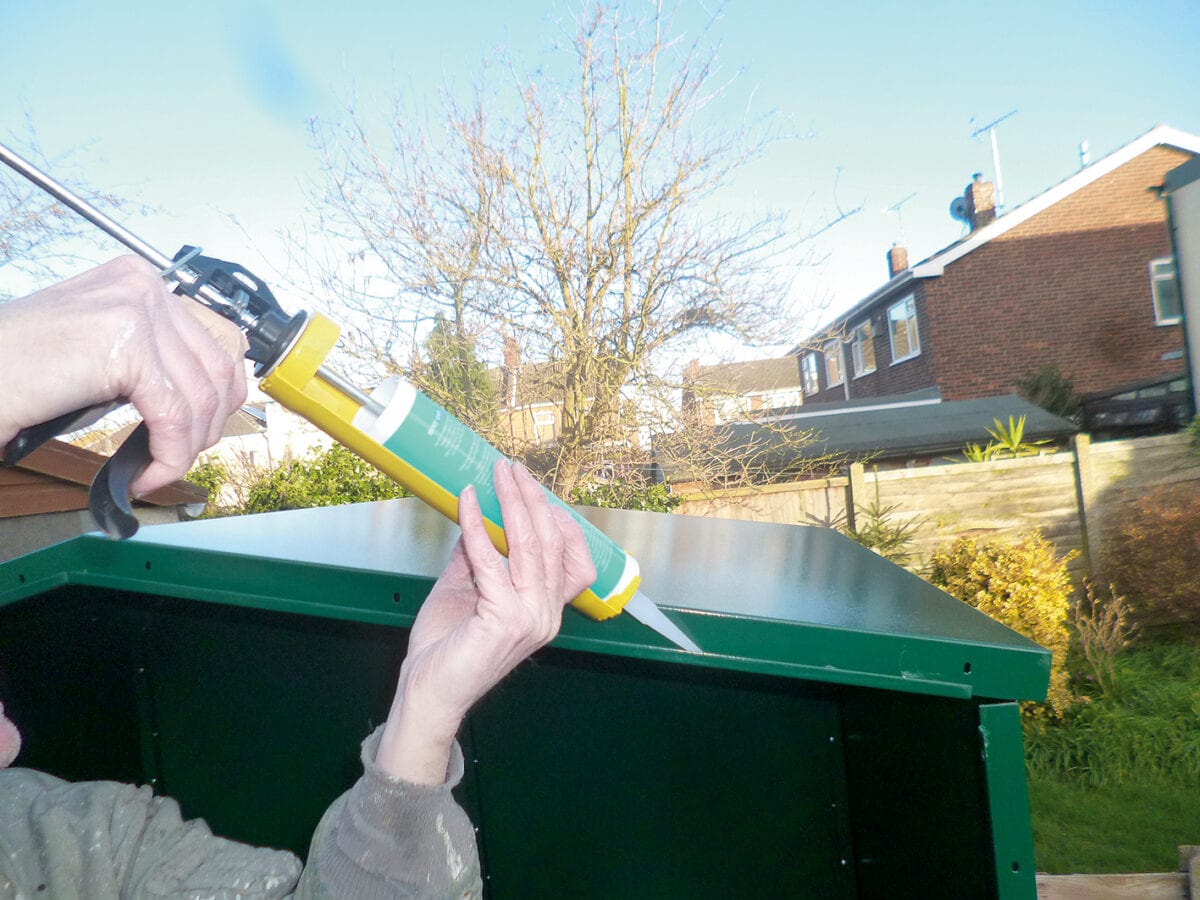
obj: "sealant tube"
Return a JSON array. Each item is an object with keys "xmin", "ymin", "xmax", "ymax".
[{"xmin": 259, "ymin": 313, "xmax": 640, "ymax": 621}]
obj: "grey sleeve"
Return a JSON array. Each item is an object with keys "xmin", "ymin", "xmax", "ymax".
[
  {"xmin": 293, "ymin": 728, "xmax": 482, "ymax": 900},
  {"xmin": 0, "ymin": 768, "xmax": 302, "ymax": 899}
]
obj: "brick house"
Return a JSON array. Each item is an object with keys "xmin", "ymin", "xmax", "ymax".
[
  {"xmin": 491, "ymin": 338, "xmax": 568, "ymax": 449},
  {"xmin": 795, "ymin": 125, "xmax": 1198, "ymax": 421},
  {"xmin": 681, "ymin": 357, "xmax": 805, "ymax": 427}
]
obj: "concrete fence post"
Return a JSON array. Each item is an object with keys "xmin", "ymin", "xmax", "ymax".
[
  {"xmin": 1072, "ymin": 433, "xmax": 1095, "ymax": 574},
  {"xmin": 847, "ymin": 462, "xmax": 866, "ymax": 532}
]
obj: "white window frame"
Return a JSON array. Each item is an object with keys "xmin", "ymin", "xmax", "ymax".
[
  {"xmin": 532, "ymin": 408, "xmax": 556, "ymax": 446},
  {"xmin": 887, "ymin": 294, "xmax": 921, "ymax": 364},
  {"xmin": 822, "ymin": 339, "xmax": 844, "ymax": 388},
  {"xmin": 801, "ymin": 353, "xmax": 820, "ymax": 395},
  {"xmin": 765, "ymin": 389, "xmax": 801, "ymax": 409},
  {"xmin": 850, "ymin": 322, "xmax": 876, "ymax": 377},
  {"xmin": 1150, "ymin": 257, "xmax": 1182, "ymax": 325}
]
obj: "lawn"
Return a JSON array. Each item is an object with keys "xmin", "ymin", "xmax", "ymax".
[
  {"xmin": 1024, "ymin": 640, "xmax": 1200, "ymax": 874},
  {"xmin": 1029, "ymin": 775, "xmax": 1200, "ymax": 873}
]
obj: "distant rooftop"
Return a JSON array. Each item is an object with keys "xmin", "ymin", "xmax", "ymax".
[{"xmin": 717, "ymin": 392, "xmax": 1078, "ymax": 465}]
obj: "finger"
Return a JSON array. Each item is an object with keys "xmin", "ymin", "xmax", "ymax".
[
  {"xmin": 493, "ymin": 460, "xmax": 540, "ymax": 593},
  {"xmin": 128, "ymin": 300, "xmax": 248, "ymax": 494},
  {"xmin": 166, "ymin": 300, "xmax": 247, "ymax": 448},
  {"xmin": 550, "ymin": 506, "xmax": 597, "ymax": 601},
  {"xmin": 179, "ymin": 302, "xmax": 249, "ymax": 445},
  {"xmin": 511, "ymin": 462, "xmax": 565, "ymax": 597},
  {"xmin": 456, "ymin": 483, "xmax": 511, "ymax": 598},
  {"xmin": 125, "ymin": 335, "xmax": 217, "ymax": 495}
]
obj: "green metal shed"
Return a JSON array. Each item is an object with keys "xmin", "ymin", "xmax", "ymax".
[{"xmin": 0, "ymin": 500, "xmax": 1047, "ymax": 898}]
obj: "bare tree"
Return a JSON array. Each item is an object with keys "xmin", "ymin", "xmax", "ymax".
[
  {"xmin": 303, "ymin": 2, "xmax": 852, "ymax": 496},
  {"xmin": 0, "ymin": 121, "xmax": 126, "ymax": 299}
]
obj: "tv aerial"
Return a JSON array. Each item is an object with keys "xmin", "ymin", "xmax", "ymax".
[
  {"xmin": 882, "ymin": 191, "xmax": 918, "ymax": 243},
  {"xmin": 969, "ymin": 109, "xmax": 1017, "ymax": 210}
]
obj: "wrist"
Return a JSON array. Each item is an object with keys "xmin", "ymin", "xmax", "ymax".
[{"xmin": 374, "ymin": 684, "xmax": 465, "ymax": 785}]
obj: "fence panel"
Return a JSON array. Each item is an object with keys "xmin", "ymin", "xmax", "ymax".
[
  {"xmin": 672, "ymin": 433, "xmax": 1200, "ymax": 575},
  {"xmin": 675, "ymin": 477, "xmax": 849, "ymax": 527},
  {"xmin": 862, "ymin": 454, "xmax": 1084, "ymax": 570}
]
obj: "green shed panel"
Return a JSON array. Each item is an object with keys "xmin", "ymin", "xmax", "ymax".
[{"xmin": 0, "ymin": 500, "xmax": 1046, "ymax": 898}]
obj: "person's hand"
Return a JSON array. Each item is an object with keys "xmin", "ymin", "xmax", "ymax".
[
  {"xmin": 0, "ymin": 256, "xmax": 249, "ymax": 495},
  {"xmin": 374, "ymin": 460, "xmax": 596, "ymax": 784}
]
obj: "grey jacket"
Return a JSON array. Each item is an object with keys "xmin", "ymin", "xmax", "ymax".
[{"xmin": 0, "ymin": 729, "xmax": 482, "ymax": 899}]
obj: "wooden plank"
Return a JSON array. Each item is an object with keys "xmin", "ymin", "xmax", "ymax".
[
  {"xmin": 0, "ymin": 482, "xmax": 89, "ymax": 517},
  {"xmin": 1036, "ymin": 872, "xmax": 1187, "ymax": 899}
]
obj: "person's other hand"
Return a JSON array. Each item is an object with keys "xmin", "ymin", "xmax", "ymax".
[
  {"xmin": 375, "ymin": 460, "xmax": 596, "ymax": 783},
  {"xmin": 0, "ymin": 256, "xmax": 249, "ymax": 495}
]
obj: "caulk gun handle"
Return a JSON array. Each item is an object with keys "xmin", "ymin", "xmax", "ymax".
[
  {"xmin": 2, "ymin": 405, "xmax": 151, "ymax": 539},
  {"xmin": 88, "ymin": 422, "xmax": 151, "ymax": 539},
  {"xmin": 2, "ymin": 400, "xmax": 123, "ymax": 467}
]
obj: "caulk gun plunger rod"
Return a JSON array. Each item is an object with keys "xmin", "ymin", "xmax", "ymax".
[
  {"xmin": 0, "ymin": 142, "xmax": 170, "ymax": 270},
  {"xmin": 0, "ymin": 141, "xmax": 379, "ymax": 415}
]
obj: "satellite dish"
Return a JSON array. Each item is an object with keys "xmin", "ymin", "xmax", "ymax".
[{"xmin": 949, "ymin": 196, "xmax": 970, "ymax": 223}]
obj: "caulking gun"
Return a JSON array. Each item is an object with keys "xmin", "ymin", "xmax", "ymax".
[{"xmin": 0, "ymin": 142, "xmax": 699, "ymax": 653}]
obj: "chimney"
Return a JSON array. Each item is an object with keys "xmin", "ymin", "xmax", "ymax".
[
  {"xmin": 887, "ymin": 243, "xmax": 909, "ymax": 278},
  {"xmin": 503, "ymin": 335, "xmax": 521, "ymax": 370},
  {"xmin": 502, "ymin": 335, "xmax": 520, "ymax": 408},
  {"xmin": 965, "ymin": 173, "xmax": 996, "ymax": 230}
]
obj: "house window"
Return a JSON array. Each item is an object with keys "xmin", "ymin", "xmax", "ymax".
[
  {"xmin": 767, "ymin": 389, "xmax": 801, "ymax": 409},
  {"xmin": 888, "ymin": 295, "xmax": 921, "ymax": 363},
  {"xmin": 801, "ymin": 353, "xmax": 820, "ymax": 395},
  {"xmin": 822, "ymin": 340, "xmax": 844, "ymax": 388},
  {"xmin": 533, "ymin": 409, "xmax": 556, "ymax": 446},
  {"xmin": 851, "ymin": 322, "xmax": 876, "ymax": 376},
  {"xmin": 1151, "ymin": 257, "xmax": 1182, "ymax": 325}
]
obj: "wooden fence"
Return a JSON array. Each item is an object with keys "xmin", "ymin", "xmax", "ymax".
[{"xmin": 676, "ymin": 432, "xmax": 1200, "ymax": 574}]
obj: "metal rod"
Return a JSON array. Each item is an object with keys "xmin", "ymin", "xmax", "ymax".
[
  {"xmin": 0, "ymin": 140, "xmax": 381, "ymax": 414},
  {"xmin": 0, "ymin": 142, "xmax": 173, "ymax": 269}
]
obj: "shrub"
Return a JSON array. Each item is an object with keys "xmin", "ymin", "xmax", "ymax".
[
  {"xmin": 242, "ymin": 444, "xmax": 409, "ymax": 512},
  {"xmin": 1100, "ymin": 482, "xmax": 1200, "ymax": 635},
  {"xmin": 570, "ymin": 481, "xmax": 679, "ymax": 513},
  {"xmin": 960, "ymin": 415, "xmax": 1052, "ymax": 462},
  {"xmin": 927, "ymin": 532, "xmax": 1077, "ymax": 718},
  {"xmin": 1186, "ymin": 414, "xmax": 1200, "ymax": 453},
  {"xmin": 1016, "ymin": 364, "xmax": 1080, "ymax": 421},
  {"xmin": 838, "ymin": 499, "xmax": 921, "ymax": 567},
  {"xmin": 1071, "ymin": 582, "xmax": 1139, "ymax": 698},
  {"xmin": 185, "ymin": 459, "xmax": 229, "ymax": 499}
]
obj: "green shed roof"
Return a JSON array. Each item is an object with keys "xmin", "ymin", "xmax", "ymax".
[{"xmin": 0, "ymin": 499, "xmax": 1049, "ymax": 702}]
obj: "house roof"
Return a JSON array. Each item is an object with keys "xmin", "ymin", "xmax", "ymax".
[
  {"xmin": 0, "ymin": 439, "xmax": 205, "ymax": 519},
  {"xmin": 717, "ymin": 393, "xmax": 1078, "ymax": 465},
  {"xmin": 687, "ymin": 357, "xmax": 801, "ymax": 394},
  {"xmin": 911, "ymin": 125, "xmax": 1200, "ymax": 278},
  {"xmin": 799, "ymin": 124, "xmax": 1200, "ymax": 342},
  {"xmin": 82, "ymin": 406, "xmax": 266, "ymax": 455}
]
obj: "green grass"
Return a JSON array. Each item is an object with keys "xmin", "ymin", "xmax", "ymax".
[
  {"xmin": 1029, "ymin": 775, "xmax": 1200, "ymax": 873},
  {"xmin": 1024, "ymin": 640, "xmax": 1200, "ymax": 873}
]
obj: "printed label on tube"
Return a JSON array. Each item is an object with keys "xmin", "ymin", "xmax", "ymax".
[{"xmin": 358, "ymin": 378, "xmax": 634, "ymax": 604}]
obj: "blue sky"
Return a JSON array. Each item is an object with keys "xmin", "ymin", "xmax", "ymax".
[{"xmin": 3, "ymin": 0, "xmax": 1200, "ymax": 359}]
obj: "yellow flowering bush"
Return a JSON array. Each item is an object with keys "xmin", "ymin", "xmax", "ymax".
[{"xmin": 928, "ymin": 532, "xmax": 1077, "ymax": 719}]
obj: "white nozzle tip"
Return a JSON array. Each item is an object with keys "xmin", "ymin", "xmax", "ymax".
[{"xmin": 623, "ymin": 591, "xmax": 701, "ymax": 652}]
